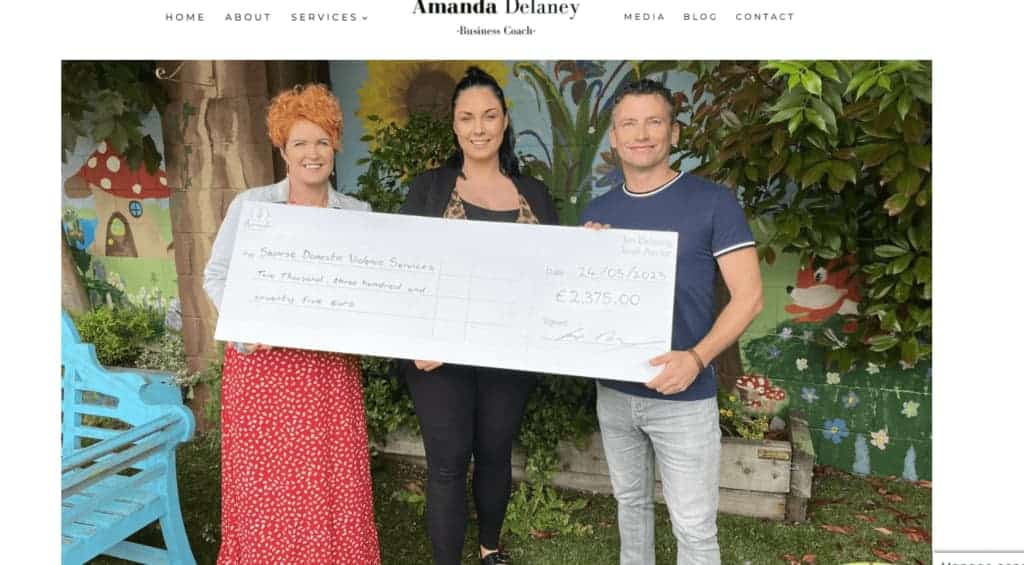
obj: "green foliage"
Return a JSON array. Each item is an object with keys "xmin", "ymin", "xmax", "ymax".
[
  {"xmin": 61, "ymin": 61, "xmax": 166, "ymax": 172},
  {"xmin": 355, "ymin": 113, "xmax": 454, "ymax": 213},
  {"xmin": 496, "ymin": 375, "xmax": 598, "ymax": 539},
  {"xmin": 717, "ymin": 389, "xmax": 771, "ymax": 440},
  {"xmin": 73, "ymin": 305, "xmax": 164, "ymax": 366},
  {"xmin": 390, "ymin": 483, "xmax": 426, "ymax": 517},
  {"xmin": 136, "ymin": 331, "xmax": 204, "ymax": 399},
  {"xmin": 62, "ymin": 208, "xmax": 126, "ymax": 308},
  {"xmin": 360, "ymin": 357, "xmax": 419, "ymax": 444},
  {"xmin": 515, "ymin": 60, "xmax": 686, "ymax": 225},
  {"xmin": 677, "ymin": 60, "xmax": 932, "ymax": 370},
  {"xmin": 518, "ymin": 376, "xmax": 598, "ymax": 468},
  {"xmin": 199, "ymin": 345, "xmax": 226, "ymax": 425},
  {"xmin": 503, "ymin": 482, "xmax": 593, "ymax": 540}
]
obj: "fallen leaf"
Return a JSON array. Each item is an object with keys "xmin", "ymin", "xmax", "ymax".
[
  {"xmin": 883, "ymin": 493, "xmax": 905, "ymax": 503},
  {"xmin": 874, "ymin": 527, "xmax": 894, "ymax": 535},
  {"xmin": 781, "ymin": 554, "xmax": 800, "ymax": 565},
  {"xmin": 877, "ymin": 538, "xmax": 897, "ymax": 549},
  {"xmin": 876, "ymin": 487, "xmax": 890, "ymax": 496},
  {"xmin": 810, "ymin": 498, "xmax": 844, "ymax": 508},
  {"xmin": 820, "ymin": 524, "xmax": 853, "ymax": 535},
  {"xmin": 404, "ymin": 481, "xmax": 424, "ymax": 495},
  {"xmin": 872, "ymin": 547, "xmax": 904, "ymax": 562},
  {"xmin": 529, "ymin": 529, "xmax": 555, "ymax": 539},
  {"xmin": 882, "ymin": 505, "xmax": 923, "ymax": 523},
  {"xmin": 801, "ymin": 554, "xmax": 817, "ymax": 563},
  {"xmin": 914, "ymin": 559, "xmax": 926, "ymax": 565},
  {"xmin": 855, "ymin": 513, "xmax": 877, "ymax": 523},
  {"xmin": 915, "ymin": 480, "xmax": 932, "ymax": 489},
  {"xmin": 900, "ymin": 527, "xmax": 932, "ymax": 543}
]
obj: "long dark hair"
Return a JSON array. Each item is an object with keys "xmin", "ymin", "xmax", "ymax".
[{"xmin": 445, "ymin": 66, "xmax": 520, "ymax": 177}]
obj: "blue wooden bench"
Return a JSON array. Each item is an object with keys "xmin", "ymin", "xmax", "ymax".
[{"xmin": 61, "ymin": 311, "xmax": 197, "ymax": 565}]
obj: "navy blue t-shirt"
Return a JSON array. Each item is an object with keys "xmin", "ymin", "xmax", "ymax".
[{"xmin": 580, "ymin": 172, "xmax": 755, "ymax": 400}]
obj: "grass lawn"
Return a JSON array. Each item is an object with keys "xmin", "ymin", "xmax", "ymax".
[{"xmin": 91, "ymin": 432, "xmax": 932, "ymax": 564}]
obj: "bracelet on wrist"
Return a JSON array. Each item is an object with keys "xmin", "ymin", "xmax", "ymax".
[{"xmin": 685, "ymin": 348, "xmax": 706, "ymax": 371}]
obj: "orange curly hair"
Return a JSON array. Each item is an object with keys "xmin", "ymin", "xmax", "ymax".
[{"xmin": 266, "ymin": 83, "xmax": 343, "ymax": 150}]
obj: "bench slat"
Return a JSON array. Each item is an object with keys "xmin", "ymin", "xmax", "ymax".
[
  {"xmin": 71, "ymin": 425, "xmax": 121, "ymax": 442},
  {"xmin": 62, "ymin": 433, "xmax": 169, "ymax": 497},
  {"xmin": 61, "ymin": 497, "xmax": 163, "ymax": 564},
  {"xmin": 64, "ymin": 494, "xmax": 140, "ymax": 517},
  {"xmin": 64, "ymin": 473, "xmax": 160, "ymax": 511},
  {"xmin": 70, "ymin": 402, "xmax": 128, "ymax": 420},
  {"xmin": 63, "ymin": 464, "xmax": 166, "ymax": 527},
  {"xmin": 63, "ymin": 413, "xmax": 179, "ymax": 471}
]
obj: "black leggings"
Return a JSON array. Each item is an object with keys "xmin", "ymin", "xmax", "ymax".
[{"xmin": 403, "ymin": 362, "xmax": 535, "ymax": 565}]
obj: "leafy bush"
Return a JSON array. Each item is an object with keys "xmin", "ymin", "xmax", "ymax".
[
  {"xmin": 676, "ymin": 60, "xmax": 932, "ymax": 370},
  {"xmin": 503, "ymin": 482, "xmax": 592, "ymax": 540},
  {"xmin": 717, "ymin": 389, "xmax": 771, "ymax": 440},
  {"xmin": 355, "ymin": 112, "xmax": 454, "ymax": 213},
  {"xmin": 361, "ymin": 357, "xmax": 418, "ymax": 445},
  {"xmin": 73, "ymin": 304, "xmax": 164, "ymax": 366}
]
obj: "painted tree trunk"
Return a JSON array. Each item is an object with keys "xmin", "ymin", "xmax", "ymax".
[
  {"xmin": 61, "ymin": 230, "xmax": 90, "ymax": 315},
  {"xmin": 158, "ymin": 61, "xmax": 329, "ymax": 429},
  {"xmin": 158, "ymin": 61, "xmax": 276, "ymax": 429},
  {"xmin": 714, "ymin": 271, "xmax": 744, "ymax": 391}
]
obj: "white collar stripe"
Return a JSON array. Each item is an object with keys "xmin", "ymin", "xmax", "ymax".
[{"xmin": 622, "ymin": 172, "xmax": 683, "ymax": 198}]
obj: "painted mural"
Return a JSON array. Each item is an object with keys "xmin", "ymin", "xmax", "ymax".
[
  {"xmin": 744, "ymin": 254, "xmax": 931, "ymax": 479},
  {"xmin": 60, "ymin": 62, "xmax": 930, "ymax": 478},
  {"xmin": 62, "ymin": 111, "xmax": 178, "ymax": 311}
]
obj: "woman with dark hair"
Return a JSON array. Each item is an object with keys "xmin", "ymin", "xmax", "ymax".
[{"xmin": 398, "ymin": 66, "xmax": 559, "ymax": 565}]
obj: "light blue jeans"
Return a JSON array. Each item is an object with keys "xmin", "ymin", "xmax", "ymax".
[{"xmin": 597, "ymin": 384, "xmax": 721, "ymax": 565}]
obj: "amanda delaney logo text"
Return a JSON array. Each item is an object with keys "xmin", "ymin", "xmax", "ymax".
[{"xmin": 413, "ymin": 0, "xmax": 579, "ymax": 20}]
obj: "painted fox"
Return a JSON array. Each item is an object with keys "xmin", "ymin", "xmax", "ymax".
[{"xmin": 785, "ymin": 256, "xmax": 862, "ymax": 323}]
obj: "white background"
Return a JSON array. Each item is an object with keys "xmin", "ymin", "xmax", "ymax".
[{"xmin": 9, "ymin": 0, "xmax": 1024, "ymax": 560}]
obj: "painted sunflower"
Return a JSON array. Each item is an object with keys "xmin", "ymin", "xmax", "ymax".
[{"xmin": 357, "ymin": 61, "xmax": 509, "ymax": 134}]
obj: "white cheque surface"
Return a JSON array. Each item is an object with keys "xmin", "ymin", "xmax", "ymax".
[{"xmin": 215, "ymin": 201, "xmax": 678, "ymax": 382}]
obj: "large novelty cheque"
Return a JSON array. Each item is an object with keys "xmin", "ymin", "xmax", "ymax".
[{"xmin": 215, "ymin": 201, "xmax": 678, "ymax": 382}]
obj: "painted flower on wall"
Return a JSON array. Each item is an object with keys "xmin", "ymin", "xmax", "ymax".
[
  {"xmin": 901, "ymin": 400, "xmax": 920, "ymax": 418},
  {"xmin": 801, "ymin": 387, "xmax": 818, "ymax": 403},
  {"xmin": 357, "ymin": 61, "xmax": 510, "ymax": 134},
  {"xmin": 826, "ymin": 372, "xmax": 841, "ymax": 385},
  {"xmin": 843, "ymin": 390, "xmax": 860, "ymax": 409},
  {"xmin": 780, "ymin": 327, "xmax": 793, "ymax": 340},
  {"xmin": 796, "ymin": 358, "xmax": 808, "ymax": 371},
  {"xmin": 866, "ymin": 362, "xmax": 881, "ymax": 375},
  {"xmin": 823, "ymin": 418, "xmax": 849, "ymax": 444},
  {"xmin": 870, "ymin": 428, "xmax": 891, "ymax": 450}
]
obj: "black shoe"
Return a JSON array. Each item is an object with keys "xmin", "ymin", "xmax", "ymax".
[{"xmin": 481, "ymin": 550, "xmax": 512, "ymax": 565}]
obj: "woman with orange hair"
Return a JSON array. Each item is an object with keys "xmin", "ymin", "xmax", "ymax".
[{"xmin": 204, "ymin": 83, "xmax": 380, "ymax": 564}]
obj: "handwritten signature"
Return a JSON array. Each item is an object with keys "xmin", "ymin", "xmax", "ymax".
[{"xmin": 545, "ymin": 327, "xmax": 663, "ymax": 351}]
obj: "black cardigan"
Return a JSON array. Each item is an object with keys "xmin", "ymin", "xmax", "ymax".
[{"xmin": 398, "ymin": 166, "xmax": 560, "ymax": 226}]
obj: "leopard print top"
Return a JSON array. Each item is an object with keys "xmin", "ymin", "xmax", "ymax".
[{"xmin": 443, "ymin": 189, "xmax": 540, "ymax": 224}]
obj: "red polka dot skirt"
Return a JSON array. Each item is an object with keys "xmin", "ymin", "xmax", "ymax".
[{"xmin": 218, "ymin": 347, "xmax": 380, "ymax": 564}]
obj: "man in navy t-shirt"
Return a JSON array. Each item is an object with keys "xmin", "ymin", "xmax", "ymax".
[{"xmin": 581, "ymin": 79, "xmax": 763, "ymax": 565}]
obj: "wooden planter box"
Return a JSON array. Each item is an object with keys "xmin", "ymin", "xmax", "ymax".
[{"xmin": 376, "ymin": 413, "xmax": 815, "ymax": 522}]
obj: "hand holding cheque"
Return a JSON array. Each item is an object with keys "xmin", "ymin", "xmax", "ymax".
[
  {"xmin": 583, "ymin": 219, "xmax": 699, "ymax": 394},
  {"xmin": 214, "ymin": 201, "xmax": 679, "ymax": 383}
]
